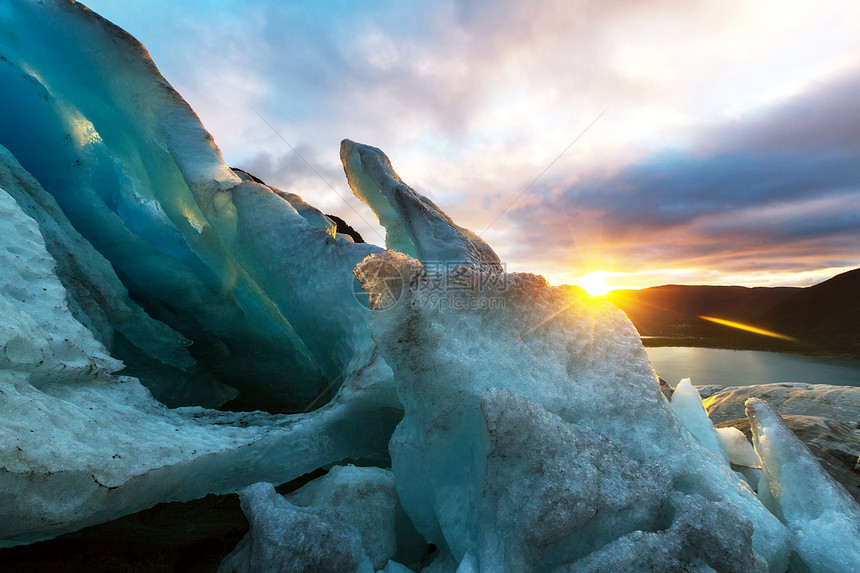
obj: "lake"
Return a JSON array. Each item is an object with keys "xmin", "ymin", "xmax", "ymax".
[{"xmin": 644, "ymin": 346, "xmax": 860, "ymax": 388}]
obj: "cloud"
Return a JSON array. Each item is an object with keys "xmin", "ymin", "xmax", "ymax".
[
  {"xmin": 695, "ymin": 191, "xmax": 860, "ymax": 243},
  {"xmin": 496, "ymin": 68, "xmax": 860, "ymax": 283},
  {"xmin": 572, "ymin": 149, "xmax": 858, "ymax": 229}
]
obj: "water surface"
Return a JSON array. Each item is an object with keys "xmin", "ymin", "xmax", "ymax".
[{"xmin": 644, "ymin": 346, "xmax": 860, "ymax": 388}]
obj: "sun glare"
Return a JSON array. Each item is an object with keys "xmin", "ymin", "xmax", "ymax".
[
  {"xmin": 577, "ymin": 271, "xmax": 612, "ymax": 297},
  {"xmin": 699, "ymin": 316, "xmax": 797, "ymax": 342}
]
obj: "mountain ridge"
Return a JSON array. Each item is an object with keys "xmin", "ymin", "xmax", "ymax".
[{"xmin": 605, "ymin": 268, "xmax": 860, "ymax": 358}]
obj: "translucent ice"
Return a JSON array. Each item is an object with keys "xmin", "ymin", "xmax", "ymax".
[
  {"xmin": 706, "ymin": 383, "xmax": 860, "ymax": 503},
  {"xmin": 0, "ymin": 144, "xmax": 235, "ymax": 406},
  {"xmin": 670, "ymin": 378, "xmax": 731, "ymax": 465},
  {"xmin": 747, "ymin": 398, "xmax": 860, "ymax": 572},
  {"xmin": 717, "ymin": 426, "xmax": 762, "ymax": 469},
  {"xmin": 0, "ymin": 0, "xmax": 383, "ymax": 409},
  {"xmin": 341, "ymin": 139, "xmax": 502, "ymax": 272},
  {"xmin": 0, "ymin": 182, "xmax": 400, "ymax": 545}
]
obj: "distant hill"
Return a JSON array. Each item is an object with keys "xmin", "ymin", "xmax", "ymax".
[
  {"xmin": 758, "ymin": 268, "xmax": 860, "ymax": 357},
  {"xmin": 606, "ymin": 268, "xmax": 860, "ymax": 358}
]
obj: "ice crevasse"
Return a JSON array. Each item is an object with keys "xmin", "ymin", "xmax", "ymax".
[{"xmin": 1, "ymin": 1, "xmax": 859, "ymax": 571}]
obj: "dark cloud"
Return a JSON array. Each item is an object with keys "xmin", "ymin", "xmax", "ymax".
[
  {"xmin": 695, "ymin": 191, "xmax": 860, "ymax": 243},
  {"xmin": 574, "ymin": 149, "xmax": 858, "ymax": 228},
  {"xmin": 702, "ymin": 72, "xmax": 860, "ymax": 155}
]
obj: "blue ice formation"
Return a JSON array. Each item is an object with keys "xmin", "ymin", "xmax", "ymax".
[
  {"xmin": 1, "ymin": 1, "xmax": 859, "ymax": 571},
  {"xmin": 0, "ymin": 0, "xmax": 384, "ymax": 410}
]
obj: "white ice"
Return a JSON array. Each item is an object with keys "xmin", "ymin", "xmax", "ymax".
[
  {"xmin": 747, "ymin": 398, "xmax": 860, "ymax": 572},
  {"xmin": 717, "ymin": 426, "xmax": 762, "ymax": 469},
  {"xmin": 670, "ymin": 378, "xmax": 731, "ymax": 465},
  {"xmin": 356, "ymin": 251, "xmax": 790, "ymax": 571},
  {"xmin": 223, "ymin": 466, "xmax": 401, "ymax": 571},
  {"xmin": 0, "ymin": 183, "xmax": 119, "ymax": 376}
]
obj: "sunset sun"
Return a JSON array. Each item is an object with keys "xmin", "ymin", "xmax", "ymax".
[{"xmin": 577, "ymin": 271, "xmax": 612, "ymax": 297}]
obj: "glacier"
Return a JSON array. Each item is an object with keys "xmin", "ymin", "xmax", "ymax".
[{"xmin": 1, "ymin": 1, "xmax": 859, "ymax": 571}]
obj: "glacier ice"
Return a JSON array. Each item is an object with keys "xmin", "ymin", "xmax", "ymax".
[
  {"xmin": 0, "ymin": 169, "xmax": 400, "ymax": 544},
  {"xmin": 223, "ymin": 466, "xmax": 407, "ymax": 572},
  {"xmin": 341, "ymin": 139, "xmax": 502, "ymax": 273},
  {"xmin": 706, "ymin": 382, "xmax": 860, "ymax": 504},
  {"xmin": 555, "ymin": 491, "xmax": 769, "ymax": 572},
  {"xmin": 0, "ymin": 183, "xmax": 119, "ymax": 376},
  {"xmin": 668, "ymin": 377, "xmax": 766, "ymax": 492},
  {"xmin": 717, "ymin": 426, "xmax": 763, "ymax": 469},
  {"xmin": 669, "ymin": 378, "xmax": 731, "ymax": 465},
  {"xmin": 0, "ymin": 357, "xmax": 401, "ymax": 548},
  {"xmin": 477, "ymin": 389, "xmax": 672, "ymax": 571},
  {"xmin": 220, "ymin": 481, "xmax": 371, "ymax": 573},
  {"xmin": 1, "ymin": 1, "xmax": 858, "ymax": 570},
  {"xmin": 0, "ymin": 143, "xmax": 235, "ymax": 405},
  {"xmin": 0, "ymin": 0, "xmax": 388, "ymax": 410},
  {"xmin": 355, "ymin": 250, "xmax": 790, "ymax": 571},
  {"xmin": 0, "ymin": 0, "xmax": 402, "ymax": 545},
  {"xmin": 1, "ymin": 318, "xmax": 400, "ymax": 549},
  {"xmin": 747, "ymin": 398, "xmax": 860, "ymax": 572},
  {"xmin": 381, "ymin": 560, "xmax": 418, "ymax": 573},
  {"xmin": 283, "ymin": 465, "xmax": 406, "ymax": 570}
]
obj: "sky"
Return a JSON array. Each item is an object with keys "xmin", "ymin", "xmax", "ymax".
[{"xmin": 83, "ymin": 0, "xmax": 860, "ymax": 290}]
